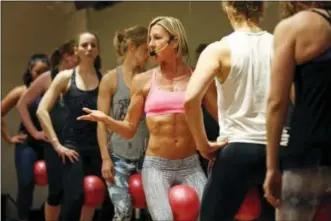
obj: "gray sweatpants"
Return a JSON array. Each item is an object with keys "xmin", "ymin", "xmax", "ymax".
[{"xmin": 141, "ymin": 154, "xmax": 207, "ymax": 221}]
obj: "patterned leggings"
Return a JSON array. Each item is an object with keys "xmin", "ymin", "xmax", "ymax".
[
  {"xmin": 277, "ymin": 166, "xmax": 331, "ymax": 221},
  {"xmin": 141, "ymin": 154, "xmax": 207, "ymax": 221},
  {"xmin": 106, "ymin": 154, "xmax": 140, "ymax": 221}
]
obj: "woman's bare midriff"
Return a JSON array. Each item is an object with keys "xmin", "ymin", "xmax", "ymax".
[{"xmin": 145, "ymin": 113, "xmax": 197, "ymax": 160}]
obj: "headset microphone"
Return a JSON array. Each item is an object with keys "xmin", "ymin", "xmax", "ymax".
[
  {"xmin": 149, "ymin": 36, "xmax": 174, "ymax": 57},
  {"xmin": 149, "ymin": 43, "xmax": 168, "ymax": 56}
]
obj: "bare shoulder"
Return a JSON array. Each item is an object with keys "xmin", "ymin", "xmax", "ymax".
[
  {"xmin": 48, "ymin": 69, "xmax": 73, "ymax": 94},
  {"xmin": 133, "ymin": 69, "xmax": 153, "ymax": 84},
  {"xmin": 201, "ymin": 40, "xmax": 230, "ymax": 62},
  {"xmin": 103, "ymin": 68, "xmax": 117, "ymax": 81},
  {"xmin": 132, "ymin": 69, "xmax": 153, "ymax": 94},
  {"xmin": 54, "ymin": 69, "xmax": 73, "ymax": 82},
  {"xmin": 99, "ymin": 68, "xmax": 117, "ymax": 94},
  {"xmin": 39, "ymin": 70, "xmax": 51, "ymax": 80},
  {"xmin": 32, "ymin": 70, "xmax": 52, "ymax": 86},
  {"xmin": 274, "ymin": 11, "xmax": 317, "ymax": 38},
  {"xmin": 12, "ymin": 85, "xmax": 27, "ymax": 97}
]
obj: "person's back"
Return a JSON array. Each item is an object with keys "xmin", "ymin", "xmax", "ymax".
[
  {"xmin": 216, "ymin": 31, "xmax": 288, "ymax": 145},
  {"xmin": 263, "ymin": 4, "xmax": 331, "ymax": 221},
  {"xmin": 286, "ymin": 8, "xmax": 331, "ymax": 168}
]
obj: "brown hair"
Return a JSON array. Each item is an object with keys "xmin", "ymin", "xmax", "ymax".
[
  {"xmin": 50, "ymin": 40, "xmax": 76, "ymax": 70},
  {"xmin": 222, "ymin": 1, "xmax": 265, "ymax": 23},
  {"xmin": 279, "ymin": 1, "xmax": 330, "ymax": 19},
  {"xmin": 113, "ymin": 25, "xmax": 148, "ymax": 63}
]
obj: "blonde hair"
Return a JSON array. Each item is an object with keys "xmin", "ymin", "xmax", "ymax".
[
  {"xmin": 113, "ymin": 25, "xmax": 148, "ymax": 63},
  {"xmin": 148, "ymin": 16, "xmax": 189, "ymax": 58}
]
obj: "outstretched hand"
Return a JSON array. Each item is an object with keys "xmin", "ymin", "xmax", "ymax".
[{"xmin": 77, "ymin": 108, "xmax": 107, "ymax": 123}]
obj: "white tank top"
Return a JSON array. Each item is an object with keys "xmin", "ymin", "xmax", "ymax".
[{"xmin": 216, "ymin": 31, "xmax": 289, "ymax": 146}]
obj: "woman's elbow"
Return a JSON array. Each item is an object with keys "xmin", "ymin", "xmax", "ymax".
[
  {"xmin": 184, "ymin": 96, "xmax": 199, "ymax": 112},
  {"xmin": 16, "ymin": 100, "xmax": 24, "ymax": 114},
  {"xmin": 267, "ymin": 96, "xmax": 285, "ymax": 114},
  {"xmin": 36, "ymin": 107, "xmax": 47, "ymax": 121},
  {"xmin": 122, "ymin": 128, "xmax": 135, "ymax": 139}
]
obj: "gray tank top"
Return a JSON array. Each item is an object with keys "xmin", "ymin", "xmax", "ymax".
[{"xmin": 109, "ymin": 66, "xmax": 149, "ymax": 160}]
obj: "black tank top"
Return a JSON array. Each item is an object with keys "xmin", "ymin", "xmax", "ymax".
[
  {"xmin": 62, "ymin": 69, "xmax": 102, "ymax": 151},
  {"xmin": 18, "ymin": 96, "xmax": 43, "ymax": 147},
  {"xmin": 285, "ymin": 9, "xmax": 331, "ymax": 169}
]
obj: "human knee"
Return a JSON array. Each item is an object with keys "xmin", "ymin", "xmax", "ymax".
[
  {"xmin": 47, "ymin": 190, "xmax": 63, "ymax": 206},
  {"xmin": 61, "ymin": 193, "xmax": 84, "ymax": 220}
]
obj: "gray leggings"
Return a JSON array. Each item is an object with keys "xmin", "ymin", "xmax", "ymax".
[
  {"xmin": 142, "ymin": 154, "xmax": 207, "ymax": 221},
  {"xmin": 277, "ymin": 166, "xmax": 331, "ymax": 221}
]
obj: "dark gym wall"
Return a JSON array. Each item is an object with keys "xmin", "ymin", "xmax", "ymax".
[
  {"xmin": 1, "ymin": 1, "xmax": 87, "ymax": 208},
  {"xmin": 86, "ymin": 1, "xmax": 280, "ymax": 70}
]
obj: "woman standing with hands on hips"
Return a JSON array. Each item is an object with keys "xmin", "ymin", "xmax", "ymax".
[
  {"xmin": 16, "ymin": 40, "xmax": 78, "ymax": 221},
  {"xmin": 36, "ymin": 32, "xmax": 110, "ymax": 221}
]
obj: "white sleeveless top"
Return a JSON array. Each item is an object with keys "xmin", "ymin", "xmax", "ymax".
[{"xmin": 216, "ymin": 31, "xmax": 289, "ymax": 146}]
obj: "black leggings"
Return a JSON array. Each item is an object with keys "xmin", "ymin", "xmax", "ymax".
[
  {"xmin": 61, "ymin": 147, "xmax": 113, "ymax": 221},
  {"xmin": 44, "ymin": 143, "xmax": 63, "ymax": 206},
  {"xmin": 200, "ymin": 142, "xmax": 275, "ymax": 221}
]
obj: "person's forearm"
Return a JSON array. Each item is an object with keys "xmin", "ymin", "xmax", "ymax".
[
  {"xmin": 266, "ymin": 102, "xmax": 287, "ymax": 170},
  {"xmin": 1, "ymin": 118, "xmax": 12, "ymax": 144},
  {"xmin": 17, "ymin": 102, "xmax": 39, "ymax": 136},
  {"xmin": 36, "ymin": 108, "xmax": 60, "ymax": 148},
  {"xmin": 184, "ymin": 100, "xmax": 209, "ymax": 152},
  {"xmin": 103, "ymin": 116, "xmax": 135, "ymax": 139},
  {"xmin": 97, "ymin": 122, "xmax": 111, "ymax": 161}
]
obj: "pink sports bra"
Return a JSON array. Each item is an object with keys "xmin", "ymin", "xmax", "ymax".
[{"xmin": 144, "ymin": 69, "xmax": 191, "ymax": 117}]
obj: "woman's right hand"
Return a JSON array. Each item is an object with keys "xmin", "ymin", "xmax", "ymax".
[
  {"xmin": 55, "ymin": 144, "xmax": 80, "ymax": 164},
  {"xmin": 77, "ymin": 108, "xmax": 108, "ymax": 123},
  {"xmin": 102, "ymin": 159, "xmax": 115, "ymax": 184},
  {"xmin": 32, "ymin": 131, "xmax": 49, "ymax": 142},
  {"xmin": 10, "ymin": 133, "xmax": 27, "ymax": 144}
]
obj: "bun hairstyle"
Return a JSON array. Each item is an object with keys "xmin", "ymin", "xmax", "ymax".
[
  {"xmin": 113, "ymin": 25, "xmax": 148, "ymax": 63},
  {"xmin": 222, "ymin": 1, "xmax": 265, "ymax": 23}
]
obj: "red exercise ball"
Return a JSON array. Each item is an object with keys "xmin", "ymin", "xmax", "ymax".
[
  {"xmin": 84, "ymin": 175, "xmax": 105, "ymax": 208},
  {"xmin": 313, "ymin": 200, "xmax": 331, "ymax": 221},
  {"xmin": 235, "ymin": 188, "xmax": 261, "ymax": 221},
  {"xmin": 169, "ymin": 185, "xmax": 200, "ymax": 221},
  {"xmin": 34, "ymin": 160, "xmax": 48, "ymax": 186},
  {"xmin": 128, "ymin": 173, "xmax": 146, "ymax": 208}
]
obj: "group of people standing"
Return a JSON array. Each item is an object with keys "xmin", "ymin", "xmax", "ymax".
[{"xmin": 2, "ymin": 1, "xmax": 331, "ymax": 221}]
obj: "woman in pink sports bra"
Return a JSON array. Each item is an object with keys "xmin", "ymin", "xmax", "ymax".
[{"xmin": 78, "ymin": 16, "xmax": 223, "ymax": 221}]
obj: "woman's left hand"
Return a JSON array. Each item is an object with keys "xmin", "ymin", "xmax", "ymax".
[
  {"xmin": 77, "ymin": 107, "xmax": 108, "ymax": 122},
  {"xmin": 263, "ymin": 169, "xmax": 282, "ymax": 208},
  {"xmin": 199, "ymin": 140, "xmax": 228, "ymax": 161}
]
